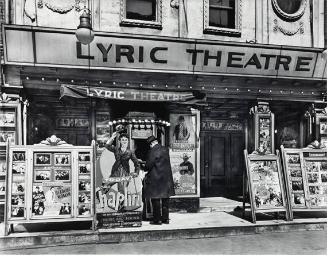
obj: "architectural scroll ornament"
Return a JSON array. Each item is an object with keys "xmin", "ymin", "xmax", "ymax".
[
  {"xmin": 25, "ymin": 0, "xmax": 86, "ymax": 22},
  {"xmin": 273, "ymin": 19, "xmax": 304, "ymax": 36}
]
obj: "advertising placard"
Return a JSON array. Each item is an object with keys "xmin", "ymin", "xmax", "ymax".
[{"xmin": 169, "ymin": 113, "xmax": 198, "ymax": 196}]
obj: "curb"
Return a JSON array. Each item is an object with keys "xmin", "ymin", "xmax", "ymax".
[{"xmin": 1, "ymin": 221, "xmax": 327, "ymax": 250}]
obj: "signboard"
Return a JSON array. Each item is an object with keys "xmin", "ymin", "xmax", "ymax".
[
  {"xmin": 281, "ymin": 147, "xmax": 327, "ymax": 219},
  {"xmin": 201, "ymin": 120, "xmax": 243, "ymax": 131},
  {"xmin": 3, "ymin": 25, "xmax": 327, "ymax": 80},
  {"xmin": 169, "ymin": 113, "xmax": 199, "ymax": 196},
  {"xmin": 244, "ymin": 150, "xmax": 289, "ymax": 223}
]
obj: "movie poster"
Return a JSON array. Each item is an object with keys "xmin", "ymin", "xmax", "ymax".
[
  {"xmin": 169, "ymin": 113, "xmax": 198, "ymax": 196},
  {"xmin": 249, "ymin": 160, "xmax": 284, "ymax": 209},
  {"xmin": 95, "ymin": 149, "xmax": 143, "ymax": 214},
  {"xmin": 32, "ymin": 184, "xmax": 72, "ymax": 217}
]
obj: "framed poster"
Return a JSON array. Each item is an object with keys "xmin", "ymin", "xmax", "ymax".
[
  {"xmin": 281, "ymin": 146, "xmax": 327, "ymax": 220},
  {"xmin": 169, "ymin": 111, "xmax": 200, "ymax": 197},
  {"xmin": 244, "ymin": 150, "xmax": 289, "ymax": 223},
  {"xmin": 96, "ymin": 112, "xmax": 111, "ymax": 152},
  {"xmin": 0, "ymin": 131, "xmax": 15, "ymax": 145},
  {"xmin": 0, "ymin": 109, "xmax": 15, "ymax": 127}
]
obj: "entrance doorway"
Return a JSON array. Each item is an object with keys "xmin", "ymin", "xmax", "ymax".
[{"xmin": 200, "ymin": 131, "xmax": 245, "ymax": 198}]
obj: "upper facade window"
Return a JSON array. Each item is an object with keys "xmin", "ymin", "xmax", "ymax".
[
  {"xmin": 120, "ymin": 0, "xmax": 162, "ymax": 29},
  {"xmin": 204, "ymin": 0, "xmax": 242, "ymax": 36}
]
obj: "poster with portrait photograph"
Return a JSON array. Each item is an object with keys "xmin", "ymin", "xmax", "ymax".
[
  {"xmin": 32, "ymin": 185, "xmax": 72, "ymax": 217},
  {"xmin": 0, "ymin": 131, "xmax": 15, "ymax": 145},
  {"xmin": 169, "ymin": 114, "xmax": 196, "ymax": 150},
  {"xmin": 170, "ymin": 150, "xmax": 196, "ymax": 195},
  {"xmin": 96, "ymin": 112, "xmax": 111, "ymax": 153}
]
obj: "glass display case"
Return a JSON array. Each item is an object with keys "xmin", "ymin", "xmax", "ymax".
[
  {"xmin": 5, "ymin": 138, "xmax": 95, "ymax": 235},
  {"xmin": 0, "ymin": 95, "xmax": 22, "ymax": 221},
  {"xmin": 281, "ymin": 146, "xmax": 327, "ymax": 220}
]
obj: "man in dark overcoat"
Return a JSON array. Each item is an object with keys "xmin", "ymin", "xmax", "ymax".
[{"xmin": 144, "ymin": 135, "xmax": 175, "ymax": 224}]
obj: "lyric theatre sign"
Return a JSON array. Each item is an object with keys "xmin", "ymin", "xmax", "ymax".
[{"xmin": 3, "ymin": 26, "xmax": 326, "ymax": 79}]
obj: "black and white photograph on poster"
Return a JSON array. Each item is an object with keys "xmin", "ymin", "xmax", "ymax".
[
  {"xmin": 11, "ymin": 195, "xmax": 24, "ymax": 205},
  {"xmin": 320, "ymin": 121, "xmax": 327, "ymax": 134},
  {"xmin": 78, "ymin": 153, "xmax": 91, "ymax": 162},
  {"xmin": 34, "ymin": 153, "xmax": 51, "ymax": 165},
  {"xmin": 309, "ymin": 186, "xmax": 321, "ymax": 195},
  {"xmin": 79, "ymin": 192, "xmax": 91, "ymax": 203},
  {"xmin": 79, "ymin": 180, "xmax": 91, "ymax": 191},
  {"xmin": 292, "ymin": 193, "xmax": 305, "ymax": 206},
  {"xmin": 35, "ymin": 171, "xmax": 51, "ymax": 180},
  {"xmin": 11, "ymin": 207, "xmax": 24, "ymax": 217},
  {"xmin": 79, "ymin": 163, "xmax": 91, "ymax": 174},
  {"xmin": 0, "ymin": 131, "xmax": 15, "ymax": 145},
  {"xmin": 12, "ymin": 182, "xmax": 25, "ymax": 193},
  {"xmin": 0, "ymin": 182, "xmax": 5, "ymax": 192},
  {"xmin": 54, "ymin": 153, "xmax": 71, "ymax": 165},
  {"xmin": 12, "ymin": 163, "xmax": 25, "ymax": 174},
  {"xmin": 291, "ymin": 180, "xmax": 304, "ymax": 191},
  {"xmin": 55, "ymin": 170, "xmax": 70, "ymax": 180},
  {"xmin": 307, "ymin": 173, "xmax": 319, "ymax": 184},
  {"xmin": 321, "ymin": 173, "xmax": 327, "ymax": 182},
  {"xmin": 169, "ymin": 114, "xmax": 196, "ymax": 150},
  {"xmin": 0, "ymin": 110, "xmax": 15, "ymax": 126},
  {"xmin": 0, "ymin": 161, "xmax": 6, "ymax": 173},
  {"xmin": 321, "ymin": 161, "xmax": 327, "ymax": 171},
  {"xmin": 170, "ymin": 150, "xmax": 196, "ymax": 196},
  {"xmin": 287, "ymin": 154, "xmax": 300, "ymax": 164},
  {"xmin": 13, "ymin": 152, "xmax": 25, "ymax": 161}
]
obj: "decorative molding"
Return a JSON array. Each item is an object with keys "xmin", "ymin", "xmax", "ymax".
[
  {"xmin": 36, "ymin": 0, "xmax": 86, "ymax": 14},
  {"xmin": 273, "ymin": 19, "xmax": 304, "ymax": 36},
  {"xmin": 120, "ymin": 0, "xmax": 163, "ymax": 29},
  {"xmin": 203, "ymin": 0, "xmax": 242, "ymax": 36},
  {"xmin": 38, "ymin": 135, "xmax": 72, "ymax": 146},
  {"xmin": 271, "ymin": 0, "xmax": 307, "ymax": 22}
]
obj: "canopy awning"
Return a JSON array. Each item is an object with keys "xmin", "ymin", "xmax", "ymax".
[{"xmin": 60, "ymin": 84, "xmax": 206, "ymax": 105}]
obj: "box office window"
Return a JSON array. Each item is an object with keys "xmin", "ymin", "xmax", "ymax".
[
  {"xmin": 120, "ymin": 0, "xmax": 162, "ymax": 29},
  {"xmin": 204, "ymin": 0, "xmax": 241, "ymax": 36}
]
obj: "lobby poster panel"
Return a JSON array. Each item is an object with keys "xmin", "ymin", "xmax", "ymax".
[
  {"xmin": 244, "ymin": 151, "xmax": 288, "ymax": 223},
  {"xmin": 32, "ymin": 152, "xmax": 73, "ymax": 217},
  {"xmin": 169, "ymin": 113, "xmax": 199, "ymax": 196}
]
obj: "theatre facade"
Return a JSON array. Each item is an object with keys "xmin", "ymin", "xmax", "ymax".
[{"xmin": 1, "ymin": 1, "xmax": 327, "ymax": 213}]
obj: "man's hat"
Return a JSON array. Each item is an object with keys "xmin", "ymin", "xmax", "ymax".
[
  {"xmin": 146, "ymin": 135, "xmax": 157, "ymax": 145},
  {"xmin": 182, "ymin": 153, "xmax": 191, "ymax": 159}
]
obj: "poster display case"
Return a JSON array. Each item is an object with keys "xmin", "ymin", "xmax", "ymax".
[
  {"xmin": 281, "ymin": 146, "xmax": 327, "ymax": 220},
  {"xmin": 250, "ymin": 102, "xmax": 275, "ymax": 154},
  {"xmin": 244, "ymin": 150, "xmax": 289, "ymax": 223},
  {"xmin": 4, "ymin": 137, "xmax": 95, "ymax": 235},
  {"xmin": 0, "ymin": 94, "xmax": 22, "ymax": 221},
  {"xmin": 314, "ymin": 114, "xmax": 327, "ymax": 148}
]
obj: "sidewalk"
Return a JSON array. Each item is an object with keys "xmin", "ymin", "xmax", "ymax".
[{"xmin": 1, "ymin": 197, "xmax": 327, "ymax": 251}]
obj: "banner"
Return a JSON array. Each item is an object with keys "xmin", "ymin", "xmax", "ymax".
[{"xmin": 60, "ymin": 85, "xmax": 200, "ymax": 103}]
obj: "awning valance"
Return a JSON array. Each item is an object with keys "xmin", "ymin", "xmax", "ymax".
[{"xmin": 60, "ymin": 84, "xmax": 206, "ymax": 104}]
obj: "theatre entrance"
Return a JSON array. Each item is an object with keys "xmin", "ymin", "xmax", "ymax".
[{"xmin": 200, "ymin": 130, "xmax": 245, "ymax": 198}]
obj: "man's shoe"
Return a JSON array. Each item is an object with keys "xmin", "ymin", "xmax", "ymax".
[
  {"xmin": 162, "ymin": 220, "xmax": 169, "ymax": 224},
  {"xmin": 150, "ymin": 221, "xmax": 162, "ymax": 225}
]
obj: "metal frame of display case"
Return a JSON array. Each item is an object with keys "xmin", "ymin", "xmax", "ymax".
[
  {"xmin": 244, "ymin": 150, "xmax": 289, "ymax": 223},
  {"xmin": 280, "ymin": 145, "xmax": 327, "ymax": 220},
  {"xmin": 4, "ymin": 140, "xmax": 96, "ymax": 235}
]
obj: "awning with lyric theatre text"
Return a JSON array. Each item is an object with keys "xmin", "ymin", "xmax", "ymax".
[{"xmin": 60, "ymin": 84, "xmax": 206, "ymax": 104}]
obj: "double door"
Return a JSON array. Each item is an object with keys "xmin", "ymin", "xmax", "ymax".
[{"xmin": 200, "ymin": 131, "xmax": 245, "ymax": 198}]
